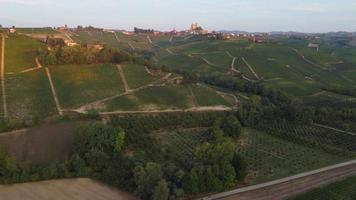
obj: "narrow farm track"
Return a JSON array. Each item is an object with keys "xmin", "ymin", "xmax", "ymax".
[
  {"xmin": 147, "ymin": 35, "xmax": 153, "ymax": 44},
  {"xmin": 0, "ymin": 33, "xmax": 7, "ymax": 118},
  {"xmin": 241, "ymin": 57, "xmax": 259, "ymax": 80},
  {"xmin": 225, "ymin": 51, "xmax": 234, "ymax": 58},
  {"xmin": 128, "ymin": 42, "xmax": 135, "ymax": 50},
  {"xmin": 99, "ymin": 105, "xmax": 233, "ymax": 116},
  {"xmin": 74, "ymin": 73, "xmax": 172, "ymax": 112},
  {"xmin": 231, "ymin": 57, "xmax": 240, "ymax": 73},
  {"xmin": 144, "ymin": 66, "xmax": 155, "ymax": 76},
  {"xmin": 20, "ymin": 57, "xmax": 43, "ymax": 73},
  {"xmin": 291, "ymin": 48, "xmax": 323, "ymax": 69},
  {"xmin": 314, "ymin": 124, "xmax": 356, "ymax": 136},
  {"xmin": 116, "ymin": 64, "xmax": 131, "ymax": 92},
  {"xmin": 45, "ymin": 67, "xmax": 63, "ymax": 115},
  {"xmin": 189, "ymin": 86, "xmax": 199, "ymax": 107},
  {"xmin": 204, "ymin": 159, "xmax": 356, "ymax": 200},
  {"xmin": 166, "ymin": 48, "xmax": 174, "ymax": 55},
  {"xmin": 113, "ymin": 32, "xmax": 120, "ymax": 42}
]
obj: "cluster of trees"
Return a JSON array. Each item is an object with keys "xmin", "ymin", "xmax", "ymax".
[
  {"xmin": 76, "ymin": 26, "xmax": 103, "ymax": 32},
  {"xmin": 184, "ymin": 120, "xmax": 245, "ymax": 194},
  {"xmin": 38, "ymin": 45, "xmax": 131, "ymax": 66},
  {"xmin": 0, "ymin": 146, "xmax": 89, "ymax": 184},
  {"xmin": 134, "ymin": 27, "xmax": 154, "ymax": 34}
]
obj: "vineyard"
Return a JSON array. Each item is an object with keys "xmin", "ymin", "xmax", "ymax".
[
  {"xmin": 257, "ymin": 122, "xmax": 356, "ymax": 155},
  {"xmin": 303, "ymin": 92, "xmax": 356, "ymax": 108},
  {"xmin": 289, "ymin": 175, "xmax": 356, "ymax": 200},
  {"xmin": 236, "ymin": 128, "xmax": 350, "ymax": 185},
  {"xmin": 121, "ymin": 63, "xmax": 162, "ymax": 89},
  {"xmin": 155, "ymin": 128, "xmax": 210, "ymax": 169},
  {"xmin": 50, "ymin": 64, "xmax": 124, "ymax": 109},
  {"xmin": 5, "ymin": 69, "xmax": 56, "ymax": 121}
]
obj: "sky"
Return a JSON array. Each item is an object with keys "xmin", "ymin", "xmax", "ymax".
[{"xmin": 0, "ymin": 0, "xmax": 356, "ymax": 32}]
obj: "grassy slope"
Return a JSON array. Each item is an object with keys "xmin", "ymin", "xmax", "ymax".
[
  {"xmin": 50, "ymin": 64, "xmax": 124, "ymax": 109},
  {"xmin": 122, "ymin": 63, "xmax": 160, "ymax": 89},
  {"xmin": 5, "ymin": 69, "xmax": 56, "ymax": 120},
  {"xmin": 237, "ymin": 128, "xmax": 351, "ymax": 185},
  {"xmin": 5, "ymin": 34, "xmax": 45, "ymax": 73},
  {"xmin": 289, "ymin": 176, "xmax": 356, "ymax": 200}
]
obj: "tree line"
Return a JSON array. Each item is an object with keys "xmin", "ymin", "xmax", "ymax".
[{"xmin": 38, "ymin": 45, "xmax": 131, "ymax": 66}]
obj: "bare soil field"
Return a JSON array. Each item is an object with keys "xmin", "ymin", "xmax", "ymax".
[
  {"xmin": 0, "ymin": 121, "xmax": 90, "ymax": 164},
  {"xmin": 0, "ymin": 178, "xmax": 137, "ymax": 200}
]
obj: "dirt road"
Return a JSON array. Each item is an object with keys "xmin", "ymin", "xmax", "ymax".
[
  {"xmin": 45, "ymin": 67, "xmax": 63, "ymax": 115},
  {"xmin": 0, "ymin": 178, "xmax": 137, "ymax": 200},
  {"xmin": 99, "ymin": 105, "xmax": 234, "ymax": 116},
  {"xmin": 204, "ymin": 159, "xmax": 356, "ymax": 200},
  {"xmin": 116, "ymin": 64, "xmax": 131, "ymax": 92},
  {"xmin": 0, "ymin": 33, "xmax": 7, "ymax": 118}
]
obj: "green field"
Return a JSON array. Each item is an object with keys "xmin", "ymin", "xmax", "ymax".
[
  {"xmin": 5, "ymin": 69, "xmax": 56, "ymax": 120},
  {"xmin": 289, "ymin": 176, "xmax": 356, "ymax": 200},
  {"xmin": 122, "ymin": 63, "xmax": 161, "ymax": 89},
  {"xmin": 237, "ymin": 128, "xmax": 351, "ymax": 184},
  {"xmin": 16, "ymin": 28, "xmax": 58, "ymax": 34},
  {"xmin": 67, "ymin": 31, "xmax": 356, "ymax": 97},
  {"xmin": 50, "ymin": 64, "xmax": 124, "ymax": 108},
  {"xmin": 191, "ymin": 85, "xmax": 231, "ymax": 107},
  {"xmin": 102, "ymin": 83, "xmax": 231, "ymax": 112},
  {"xmin": 5, "ymin": 34, "xmax": 45, "ymax": 73},
  {"xmin": 103, "ymin": 85, "xmax": 194, "ymax": 111}
]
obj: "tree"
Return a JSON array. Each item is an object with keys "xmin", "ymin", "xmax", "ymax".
[
  {"xmin": 115, "ymin": 129, "xmax": 125, "ymax": 152},
  {"xmin": 0, "ymin": 146, "xmax": 16, "ymax": 178},
  {"xmin": 134, "ymin": 162, "xmax": 164, "ymax": 199},
  {"xmin": 152, "ymin": 179, "xmax": 169, "ymax": 200},
  {"xmin": 222, "ymin": 115, "xmax": 242, "ymax": 139},
  {"xmin": 69, "ymin": 154, "xmax": 86, "ymax": 176},
  {"xmin": 232, "ymin": 154, "xmax": 247, "ymax": 182}
]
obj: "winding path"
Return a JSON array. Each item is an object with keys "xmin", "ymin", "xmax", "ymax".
[
  {"xmin": 20, "ymin": 57, "xmax": 43, "ymax": 73},
  {"xmin": 0, "ymin": 33, "xmax": 7, "ymax": 118},
  {"xmin": 291, "ymin": 48, "xmax": 323, "ymax": 69},
  {"xmin": 204, "ymin": 159, "xmax": 356, "ymax": 200}
]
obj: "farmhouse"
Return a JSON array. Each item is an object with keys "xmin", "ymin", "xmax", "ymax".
[
  {"xmin": 308, "ymin": 43, "xmax": 319, "ymax": 51},
  {"xmin": 63, "ymin": 38, "xmax": 78, "ymax": 46}
]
